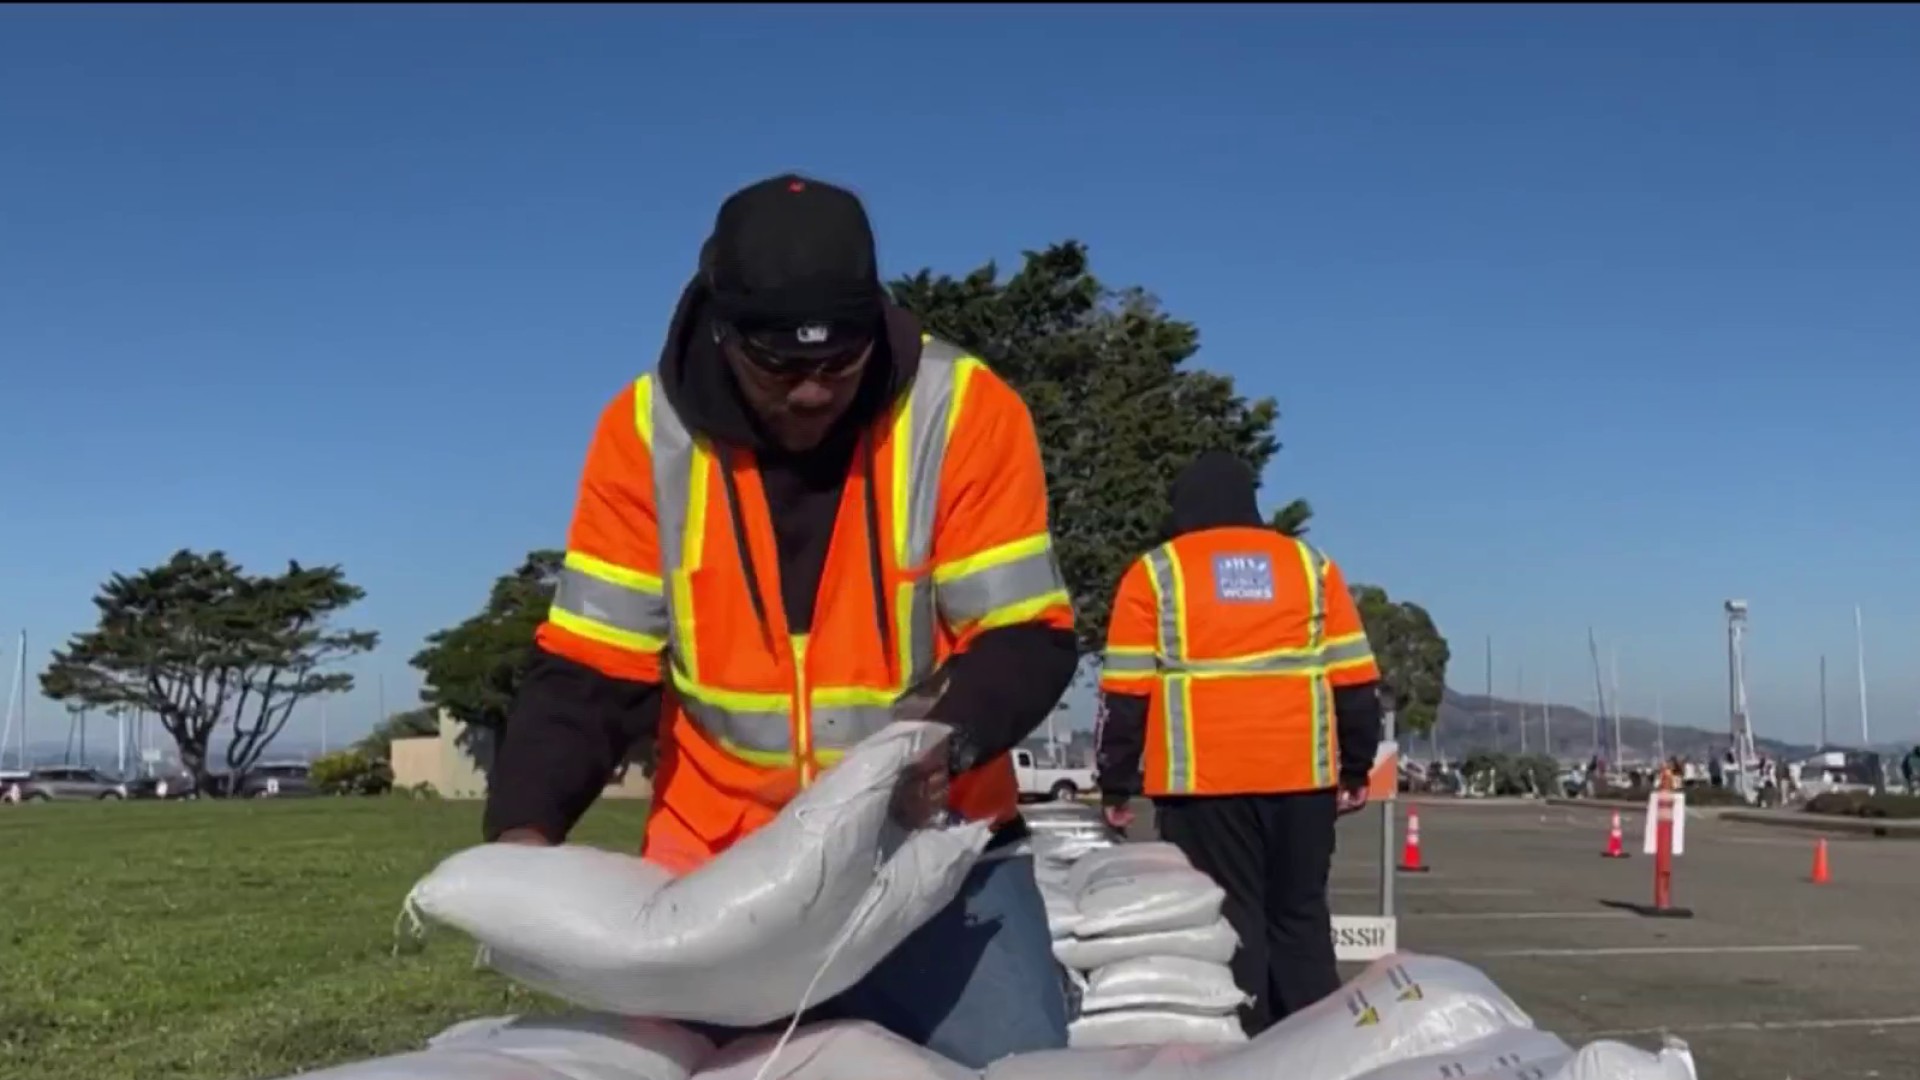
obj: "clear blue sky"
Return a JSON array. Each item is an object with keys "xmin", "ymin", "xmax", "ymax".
[{"xmin": 3, "ymin": 5, "xmax": 1917, "ymax": 754}]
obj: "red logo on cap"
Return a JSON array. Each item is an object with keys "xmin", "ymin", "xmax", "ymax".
[{"xmin": 788, "ymin": 180, "xmax": 806, "ymax": 193}]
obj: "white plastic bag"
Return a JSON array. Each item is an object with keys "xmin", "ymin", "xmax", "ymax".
[
  {"xmin": 987, "ymin": 1043, "xmax": 1229, "ymax": 1080},
  {"xmin": 1227, "ymin": 954, "xmax": 1536, "ymax": 1080},
  {"xmin": 408, "ymin": 722, "xmax": 992, "ymax": 1025},
  {"xmin": 288, "ymin": 1015, "xmax": 714, "ymax": 1080},
  {"xmin": 1065, "ymin": 842, "xmax": 1192, "ymax": 896},
  {"xmin": 1054, "ymin": 918, "xmax": 1238, "ymax": 970},
  {"xmin": 1077, "ymin": 956, "xmax": 1247, "ymax": 1015},
  {"xmin": 1068, "ymin": 1009, "xmax": 1247, "ymax": 1049},
  {"xmin": 1510, "ymin": 1039, "xmax": 1696, "ymax": 1080},
  {"xmin": 1349, "ymin": 1028, "xmax": 1572, "ymax": 1080},
  {"xmin": 1073, "ymin": 868, "xmax": 1225, "ymax": 938},
  {"xmin": 691, "ymin": 1020, "xmax": 974, "ymax": 1080}
]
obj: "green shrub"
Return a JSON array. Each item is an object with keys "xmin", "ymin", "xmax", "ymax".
[
  {"xmin": 309, "ymin": 750, "xmax": 394, "ymax": 796},
  {"xmin": 1805, "ymin": 791, "xmax": 1920, "ymax": 819}
]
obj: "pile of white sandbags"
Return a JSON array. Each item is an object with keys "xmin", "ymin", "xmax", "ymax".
[
  {"xmin": 279, "ymin": 954, "xmax": 1697, "ymax": 1080},
  {"xmin": 989, "ymin": 954, "xmax": 1699, "ymax": 1080},
  {"xmin": 403, "ymin": 721, "xmax": 993, "ymax": 1026},
  {"xmin": 1044, "ymin": 841, "xmax": 1247, "ymax": 1048}
]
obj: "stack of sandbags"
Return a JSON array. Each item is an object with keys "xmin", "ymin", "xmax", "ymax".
[
  {"xmin": 987, "ymin": 954, "xmax": 1700, "ymax": 1080},
  {"xmin": 1023, "ymin": 800, "xmax": 1122, "ymax": 940},
  {"xmin": 1047, "ymin": 842, "xmax": 1246, "ymax": 1048},
  {"xmin": 404, "ymin": 722, "xmax": 993, "ymax": 1027},
  {"xmin": 288, "ymin": 1015, "xmax": 714, "ymax": 1080}
]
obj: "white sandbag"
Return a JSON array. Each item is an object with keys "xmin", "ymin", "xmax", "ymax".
[
  {"xmin": 1065, "ymin": 841, "xmax": 1192, "ymax": 896},
  {"xmin": 1068, "ymin": 1009, "xmax": 1247, "ymax": 1049},
  {"xmin": 1227, "ymin": 953, "xmax": 1536, "ymax": 1080},
  {"xmin": 1517, "ymin": 1038, "xmax": 1696, "ymax": 1080},
  {"xmin": 1349, "ymin": 1028, "xmax": 1573, "ymax": 1080},
  {"xmin": 1054, "ymin": 918, "xmax": 1239, "ymax": 970},
  {"xmin": 987, "ymin": 1043, "xmax": 1229, "ymax": 1080},
  {"xmin": 1077, "ymin": 955, "xmax": 1247, "ymax": 1015},
  {"xmin": 408, "ymin": 721, "xmax": 992, "ymax": 1026},
  {"xmin": 1034, "ymin": 832, "xmax": 1119, "ymax": 868},
  {"xmin": 1073, "ymin": 868, "xmax": 1225, "ymax": 938},
  {"xmin": 1023, "ymin": 801, "xmax": 1108, "ymax": 826},
  {"xmin": 1039, "ymin": 878, "xmax": 1082, "ymax": 938},
  {"xmin": 692, "ymin": 1020, "xmax": 974, "ymax": 1080},
  {"xmin": 288, "ymin": 1015, "xmax": 713, "ymax": 1080}
]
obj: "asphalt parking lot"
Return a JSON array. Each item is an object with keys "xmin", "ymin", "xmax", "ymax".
[
  {"xmin": 1124, "ymin": 796, "xmax": 1917, "ymax": 1078},
  {"xmin": 1322, "ymin": 799, "xmax": 1920, "ymax": 1080}
]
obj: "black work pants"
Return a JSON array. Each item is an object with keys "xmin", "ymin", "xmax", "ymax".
[{"xmin": 1153, "ymin": 788, "xmax": 1340, "ymax": 1036}]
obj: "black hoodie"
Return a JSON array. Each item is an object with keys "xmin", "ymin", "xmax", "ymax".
[
  {"xmin": 482, "ymin": 276, "xmax": 1079, "ymax": 844},
  {"xmin": 1096, "ymin": 451, "xmax": 1382, "ymax": 804}
]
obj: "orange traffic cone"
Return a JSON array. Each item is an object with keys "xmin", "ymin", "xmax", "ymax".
[
  {"xmin": 1810, "ymin": 838, "xmax": 1831, "ymax": 885},
  {"xmin": 1399, "ymin": 807, "xmax": 1431, "ymax": 873},
  {"xmin": 1602, "ymin": 811, "xmax": 1630, "ymax": 859}
]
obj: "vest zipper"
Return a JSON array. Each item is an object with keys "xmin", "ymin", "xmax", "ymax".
[{"xmin": 792, "ymin": 633, "xmax": 814, "ymax": 789}]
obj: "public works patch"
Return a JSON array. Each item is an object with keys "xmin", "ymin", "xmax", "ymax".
[{"xmin": 1211, "ymin": 553, "xmax": 1275, "ymax": 603}]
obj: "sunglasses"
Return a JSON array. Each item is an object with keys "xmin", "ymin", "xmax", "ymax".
[{"xmin": 720, "ymin": 324, "xmax": 872, "ymax": 380}]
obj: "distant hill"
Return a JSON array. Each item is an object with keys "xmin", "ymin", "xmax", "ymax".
[{"xmin": 1422, "ymin": 688, "xmax": 1815, "ymax": 764}]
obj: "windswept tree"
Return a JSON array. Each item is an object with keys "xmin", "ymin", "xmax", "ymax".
[
  {"xmin": 892, "ymin": 241, "xmax": 1305, "ymax": 653},
  {"xmin": 1351, "ymin": 584, "xmax": 1451, "ymax": 735},
  {"xmin": 41, "ymin": 549, "xmax": 376, "ymax": 791}
]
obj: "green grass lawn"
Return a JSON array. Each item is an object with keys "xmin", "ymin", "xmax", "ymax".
[{"xmin": 1, "ymin": 796, "xmax": 651, "ymax": 1080}]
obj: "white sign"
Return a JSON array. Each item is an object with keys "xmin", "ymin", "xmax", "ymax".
[
  {"xmin": 1642, "ymin": 791, "xmax": 1687, "ymax": 856},
  {"xmin": 140, "ymin": 749, "xmax": 163, "ymax": 765},
  {"xmin": 1333, "ymin": 915, "xmax": 1397, "ymax": 962}
]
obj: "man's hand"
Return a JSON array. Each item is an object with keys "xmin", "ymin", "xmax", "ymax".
[
  {"xmin": 1101, "ymin": 791, "xmax": 1135, "ymax": 832},
  {"xmin": 1336, "ymin": 784, "xmax": 1370, "ymax": 816},
  {"xmin": 496, "ymin": 827, "xmax": 556, "ymax": 846},
  {"xmin": 890, "ymin": 744, "xmax": 952, "ymax": 828}
]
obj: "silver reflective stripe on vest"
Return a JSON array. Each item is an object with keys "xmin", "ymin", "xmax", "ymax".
[
  {"xmin": 640, "ymin": 341, "xmax": 966, "ymax": 764},
  {"xmin": 1142, "ymin": 544, "xmax": 1194, "ymax": 793},
  {"xmin": 552, "ymin": 565, "xmax": 668, "ymax": 643},
  {"xmin": 935, "ymin": 545, "xmax": 1063, "ymax": 628},
  {"xmin": 895, "ymin": 339, "xmax": 966, "ymax": 687}
]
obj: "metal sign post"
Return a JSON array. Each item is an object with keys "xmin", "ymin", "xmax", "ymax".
[{"xmin": 1333, "ymin": 707, "xmax": 1400, "ymax": 962}]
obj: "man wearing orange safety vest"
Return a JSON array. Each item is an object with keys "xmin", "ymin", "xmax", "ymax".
[
  {"xmin": 1095, "ymin": 451, "xmax": 1384, "ymax": 1036},
  {"xmin": 483, "ymin": 174, "xmax": 1079, "ymax": 1065}
]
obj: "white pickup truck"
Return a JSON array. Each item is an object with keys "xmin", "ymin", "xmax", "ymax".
[{"xmin": 1011, "ymin": 748, "xmax": 1097, "ymax": 802}]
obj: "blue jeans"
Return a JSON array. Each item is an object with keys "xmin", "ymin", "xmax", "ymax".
[{"xmin": 699, "ymin": 852, "xmax": 1071, "ymax": 1069}]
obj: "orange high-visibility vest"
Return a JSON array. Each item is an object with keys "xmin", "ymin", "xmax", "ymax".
[
  {"xmin": 1099, "ymin": 526, "xmax": 1380, "ymax": 797},
  {"xmin": 537, "ymin": 336, "xmax": 1074, "ymax": 872}
]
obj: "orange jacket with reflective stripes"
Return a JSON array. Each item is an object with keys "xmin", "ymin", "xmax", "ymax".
[
  {"xmin": 536, "ymin": 336, "xmax": 1074, "ymax": 873},
  {"xmin": 1099, "ymin": 526, "xmax": 1379, "ymax": 797}
]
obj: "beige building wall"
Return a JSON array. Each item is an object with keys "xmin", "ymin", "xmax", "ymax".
[{"xmin": 391, "ymin": 710, "xmax": 651, "ymax": 801}]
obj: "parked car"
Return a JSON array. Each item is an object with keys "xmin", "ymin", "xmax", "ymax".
[
  {"xmin": 1011, "ymin": 748, "xmax": 1096, "ymax": 802},
  {"xmin": 0, "ymin": 768, "xmax": 27, "ymax": 803},
  {"xmin": 233, "ymin": 761, "xmax": 316, "ymax": 799},
  {"xmin": 124, "ymin": 772, "xmax": 198, "ymax": 800},
  {"xmin": 10, "ymin": 765, "xmax": 131, "ymax": 802}
]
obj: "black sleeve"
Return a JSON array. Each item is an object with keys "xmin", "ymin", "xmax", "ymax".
[
  {"xmin": 1096, "ymin": 691, "xmax": 1149, "ymax": 806},
  {"xmin": 924, "ymin": 623, "xmax": 1079, "ymax": 776},
  {"xmin": 1335, "ymin": 681, "xmax": 1384, "ymax": 789},
  {"xmin": 481, "ymin": 646, "xmax": 663, "ymax": 843}
]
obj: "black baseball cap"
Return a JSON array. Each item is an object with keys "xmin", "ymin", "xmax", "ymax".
[{"xmin": 704, "ymin": 173, "xmax": 884, "ymax": 362}]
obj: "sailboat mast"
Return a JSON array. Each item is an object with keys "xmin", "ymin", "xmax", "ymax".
[{"xmin": 1855, "ymin": 604, "xmax": 1870, "ymax": 746}]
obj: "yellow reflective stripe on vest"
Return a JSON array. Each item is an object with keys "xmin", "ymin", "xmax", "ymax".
[
  {"xmin": 636, "ymin": 342, "xmax": 969, "ymax": 765},
  {"xmin": 1293, "ymin": 541, "xmax": 1332, "ymax": 789},
  {"xmin": 548, "ymin": 551, "xmax": 668, "ymax": 654}
]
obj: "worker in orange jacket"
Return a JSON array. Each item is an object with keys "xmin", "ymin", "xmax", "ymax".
[
  {"xmin": 1096, "ymin": 451, "xmax": 1384, "ymax": 1035},
  {"xmin": 483, "ymin": 174, "xmax": 1079, "ymax": 1065}
]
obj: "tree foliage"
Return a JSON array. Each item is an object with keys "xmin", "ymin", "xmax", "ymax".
[
  {"xmin": 40, "ymin": 549, "xmax": 376, "ymax": 791},
  {"xmin": 1352, "ymin": 584, "xmax": 1451, "ymax": 735},
  {"xmin": 353, "ymin": 705, "xmax": 440, "ymax": 760},
  {"xmin": 310, "ymin": 748, "xmax": 394, "ymax": 796},
  {"xmin": 410, "ymin": 550, "xmax": 559, "ymax": 736},
  {"xmin": 891, "ymin": 242, "xmax": 1300, "ymax": 652}
]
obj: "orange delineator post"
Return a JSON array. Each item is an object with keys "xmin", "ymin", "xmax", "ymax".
[
  {"xmin": 1398, "ymin": 806, "xmax": 1430, "ymax": 874},
  {"xmin": 1641, "ymin": 771, "xmax": 1693, "ymax": 918}
]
